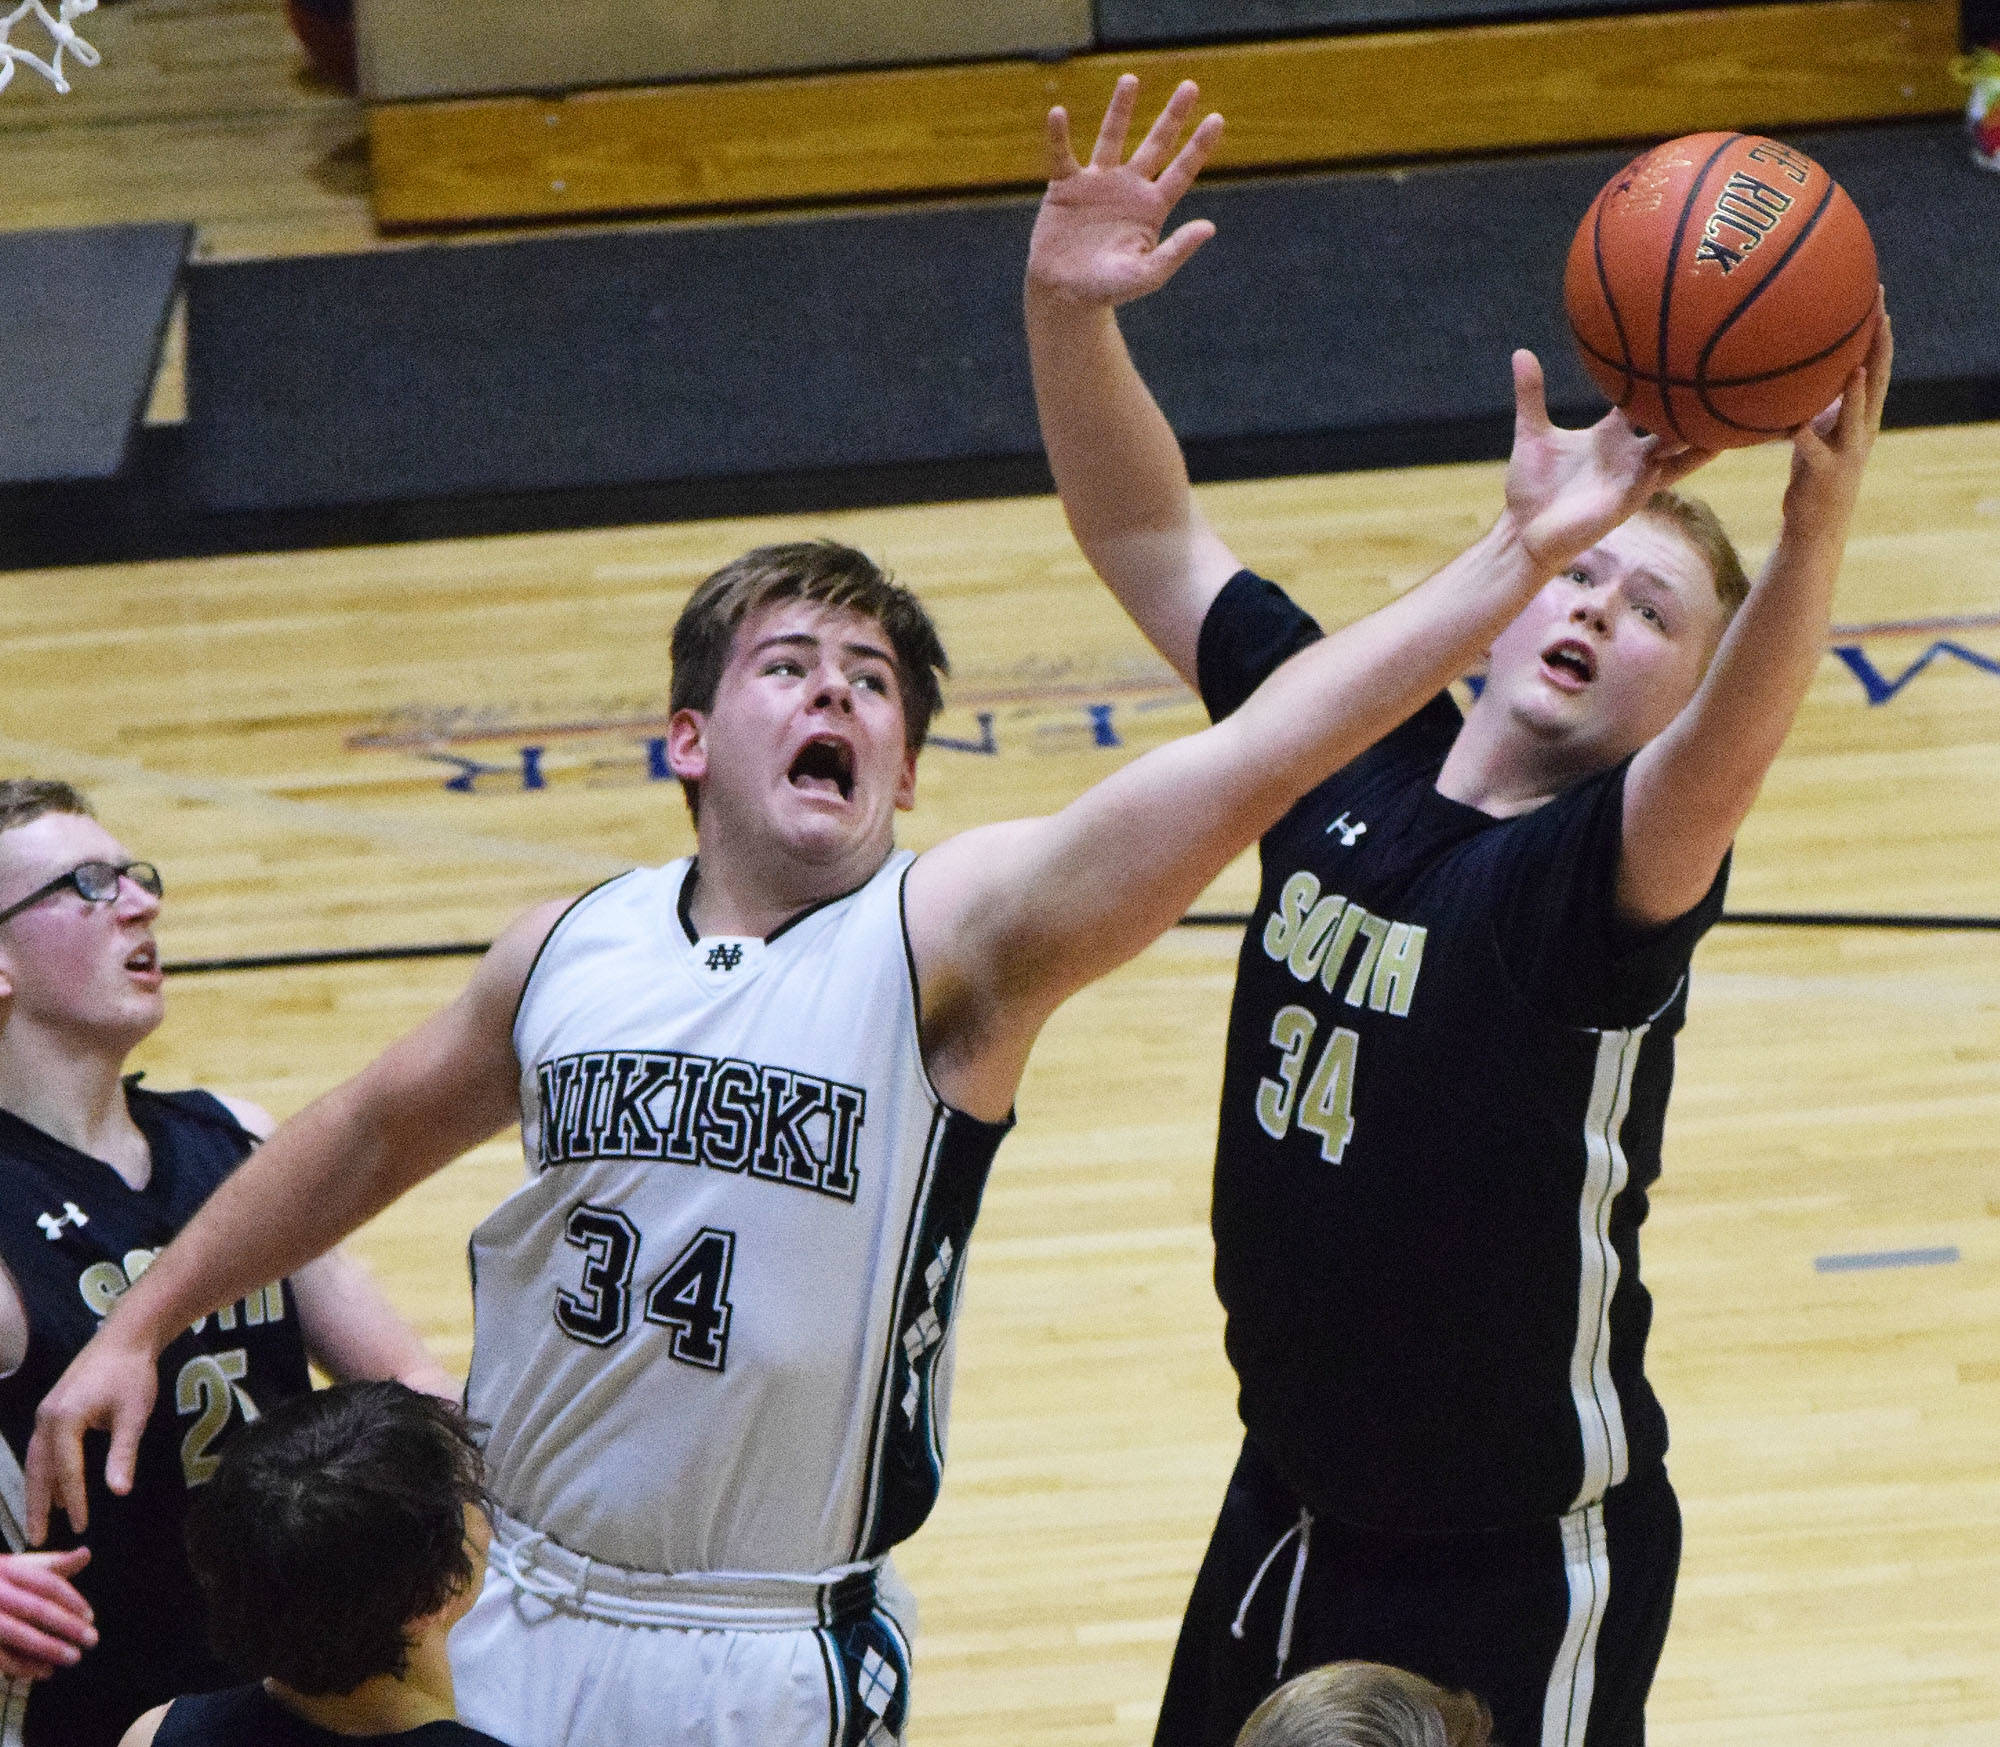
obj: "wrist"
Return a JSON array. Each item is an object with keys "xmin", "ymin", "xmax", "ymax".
[{"xmin": 1481, "ymin": 509, "xmax": 1560, "ymax": 594}]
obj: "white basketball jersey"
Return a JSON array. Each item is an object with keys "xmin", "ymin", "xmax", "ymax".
[{"xmin": 468, "ymin": 852, "xmax": 1010, "ymax": 1578}]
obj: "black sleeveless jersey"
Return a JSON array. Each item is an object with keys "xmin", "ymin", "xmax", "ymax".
[
  {"xmin": 0, "ymin": 1082, "xmax": 313, "ymax": 1747},
  {"xmin": 155, "ymin": 1684, "xmax": 510, "ymax": 1747},
  {"xmin": 1198, "ymin": 572, "xmax": 1727, "ymax": 1533}
]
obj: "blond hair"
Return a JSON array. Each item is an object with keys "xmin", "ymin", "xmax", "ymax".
[
  {"xmin": 1640, "ymin": 489, "xmax": 1749, "ymax": 616},
  {"xmin": 1233, "ymin": 1661, "xmax": 1494, "ymax": 1747}
]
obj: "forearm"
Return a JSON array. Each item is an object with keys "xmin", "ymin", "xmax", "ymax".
[
  {"xmin": 1027, "ymin": 292, "xmax": 1193, "ymax": 559},
  {"xmin": 957, "ymin": 512, "xmax": 1553, "ymax": 998},
  {"xmin": 1648, "ymin": 514, "xmax": 1844, "ymax": 805},
  {"xmin": 1026, "ymin": 290, "xmax": 1232, "ymax": 673},
  {"xmin": 1229, "ymin": 512, "xmax": 1552, "ymax": 809}
]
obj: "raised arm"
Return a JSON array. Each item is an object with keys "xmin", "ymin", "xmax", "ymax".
[
  {"xmin": 1617, "ymin": 303, "xmax": 1891, "ymax": 926},
  {"xmin": 23, "ymin": 899, "xmax": 568, "ymax": 1541},
  {"xmin": 911, "ymin": 361, "xmax": 1715, "ymax": 1117},
  {"xmin": 1025, "ymin": 76, "xmax": 1235, "ymax": 684}
]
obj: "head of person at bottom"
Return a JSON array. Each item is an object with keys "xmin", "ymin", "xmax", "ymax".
[
  {"xmin": 1234, "ymin": 1660, "xmax": 1495, "ymax": 1747},
  {"xmin": 663, "ymin": 540, "xmax": 950, "ymax": 882},
  {"xmin": 118, "ymin": 1381, "xmax": 500, "ymax": 1747}
]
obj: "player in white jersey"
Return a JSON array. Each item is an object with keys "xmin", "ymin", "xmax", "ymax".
[{"xmin": 25, "ymin": 91, "xmax": 1722, "ymax": 1747}]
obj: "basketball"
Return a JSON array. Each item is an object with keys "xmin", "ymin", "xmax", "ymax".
[{"xmin": 1563, "ymin": 132, "xmax": 1879, "ymax": 449}]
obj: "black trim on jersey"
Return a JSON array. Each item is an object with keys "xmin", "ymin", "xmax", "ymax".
[
  {"xmin": 676, "ymin": 858, "xmax": 884, "ymax": 947},
  {"xmin": 853, "ymin": 1105, "xmax": 944, "ymax": 1560},
  {"xmin": 508, "ymin": 874, "xmax": 629, "ymax": 1043},
  {"xmin": 855, "ymin": 1103, "xmax": 1007, "ymax": 1559},
  {"xmin": 817, "ymin": 1607, "xmax": 914, "ymax": 1747}
]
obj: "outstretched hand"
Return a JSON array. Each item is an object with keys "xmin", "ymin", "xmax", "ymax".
[
  {"xmin": 1504, "ymin": 350, "xmax": 1718, "ymax": 576},
  {"xmin": 1027, "ymin": 74, "xmax": 1224, "ymax": 310},
  {"xmin": 25, "ymin": 1324, "xmax": 160, "ymax": 1545}
]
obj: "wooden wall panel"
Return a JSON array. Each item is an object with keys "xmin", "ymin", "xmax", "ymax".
[
  {"xmin": 355, "ymin": 0, "xmax": 1093, "ymax": 104},
  {"xmin": 368, "ymin": 0, "xmax": 1962, "ymax": 229}
]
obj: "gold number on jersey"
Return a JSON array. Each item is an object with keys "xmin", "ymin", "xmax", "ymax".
[
  {"xmin": 1296, "ymin": 1024, "xmax": 1359, "ymax": 1163},
  {"xmin": 1255, "ymin": 1005, "xmax": 1317, "ymax": 1139},
  {"xmin": 1255, "ymin": 1007, "xmax": 1360, "ymax": 1163},
  {"xmin": 175, "ymin": 1347, "xmax": 253, "ymax": 1487}
]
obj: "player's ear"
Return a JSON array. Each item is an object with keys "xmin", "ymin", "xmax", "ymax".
[
  {"xmin": 894, "ymin": 745, "xmax": 918, "ymax": 812},
  {"xmin": 665, "ymin": 709, "xmax": 710, "ymax": 788}
]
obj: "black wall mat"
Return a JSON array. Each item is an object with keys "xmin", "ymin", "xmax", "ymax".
[
  {"xmin": 1095, "ymin": 0, "xmax": 1772, "ymax": 42},
  {"xmin": 0, "ymin": 224, "xmax": 190, "ymax": 485},
  {"xmin": 184, "ymin": 122, "xmax": 1997, "ymax": 522}
]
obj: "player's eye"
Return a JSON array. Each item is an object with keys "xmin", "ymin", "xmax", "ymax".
[
  {"xmin": 765, "ymin": 658, "xmax": 806, "ymax": 677},
  {"xmin": 1567, "ymin": 568, "xmax": 1593, "ymax": 586},
  {"xmin": 1636, "ymin": 601, "xmax": 1665, "ymax": 627},
  {"xmin": 853, "ymin": 670, "xmax": 891, "ymax": 695}
]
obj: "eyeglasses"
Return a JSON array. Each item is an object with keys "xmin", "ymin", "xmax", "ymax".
[{"xmin": 0, "ymin": 861, "xmax": 163, "ymax": 928}]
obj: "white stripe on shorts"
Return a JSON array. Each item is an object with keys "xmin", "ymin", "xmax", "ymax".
[{"xmin": 1540, "ymin": 1501, "xmax": 1611, "ymax": 1747}]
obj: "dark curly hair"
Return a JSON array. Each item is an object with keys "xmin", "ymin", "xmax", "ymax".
[{"xmin": 184, "ymin": 1382, "xmax": 489, "ymax": 1697}]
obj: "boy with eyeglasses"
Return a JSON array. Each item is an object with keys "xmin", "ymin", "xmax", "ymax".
[{"xmin": 0, "ymin": 780, "xmax": 452, "ymax": 1747}]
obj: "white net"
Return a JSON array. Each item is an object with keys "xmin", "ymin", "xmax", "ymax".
[{"xmin": 0, "ymin": 0, "xmax": 100, "ymax": 95}]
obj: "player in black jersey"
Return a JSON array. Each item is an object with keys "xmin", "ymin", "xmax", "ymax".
[
  {"xmin": 0, "ymin": 781, "xmax": 452, "ymax": 1747},
  {"xmin": 1026, "ymin": 80, "xmax": 1891, "ymax": 1747},
  {"xmin": 120, "ymin": 1381, "xmax": 506, "ymax": 1747}
]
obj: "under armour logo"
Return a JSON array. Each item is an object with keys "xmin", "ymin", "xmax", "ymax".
[
  {"xmin": 37, "ymin": 1202, "xmax": 88, "ymax": 1240},
  {"xmin": 704, "ymin": 943, "xmax": 744, "ymax": 972},
  {"xmin": 1326, "ymin": 812, "xmax": 1368, "ymax": 847}
]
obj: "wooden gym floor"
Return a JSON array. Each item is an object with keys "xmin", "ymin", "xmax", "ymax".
[
  {"xmin": 4, "ymin": 4, "xmax": 1997, "ymax": 1741},
  {"xmin": 0, "ymin": 434, "xmax": 1983, "ymax": 1744}
]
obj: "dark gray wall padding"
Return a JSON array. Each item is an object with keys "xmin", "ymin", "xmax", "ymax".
[
  {"xmin": 0, "ymin": 224, "xmax": 190, "ymax": 485},
  {"xmin": 1094, "ymin": 0, "xmax": 1769, "ymax": 41},
  {"xmin": 185, "ymin": 123, "xmax": 1997, "ymax": 517}
]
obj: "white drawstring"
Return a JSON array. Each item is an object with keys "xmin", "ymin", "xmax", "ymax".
[{"xmin": 1228, "ymin": 1508, "xmax": 1315, "ymax": 1680}]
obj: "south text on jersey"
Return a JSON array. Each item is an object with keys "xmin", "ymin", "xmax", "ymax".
[
  {"xmin": 537, "ymin": 1048, "xmax": 866, "ymax": 1201},
  {"xmin": 1260, "ymin": 870, "xmax": 1427, "ymax": 1015}
]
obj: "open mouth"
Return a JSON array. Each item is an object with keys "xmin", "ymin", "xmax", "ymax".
[
  {"xmin": 787, "ymin": 736, "xmax": 855, "ymax": 801},
  {"xmin": 124, "ymin": 941, "xmax": 159, "ymax": 975},
  {"xmin": 1542, "ymin": 639, "xmax": 1597, "ymax": 685}
]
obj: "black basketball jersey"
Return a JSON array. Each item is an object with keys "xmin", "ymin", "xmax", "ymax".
[
  {"xmin": 1198, "ymin": 571, "xmax": 1727, "ymax": 1533},
  {"xmin": 0, "ymin": 1081, "xmax": 313, "ymax": 1747},
  {"xmin": 155, "ymin": 1684, "xmax": 509, "ymax": 1747}
]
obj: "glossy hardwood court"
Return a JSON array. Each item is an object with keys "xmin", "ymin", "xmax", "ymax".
[{"xmin": 0, "ymin": 427, "xmax": 1985, "ymax": 1742}]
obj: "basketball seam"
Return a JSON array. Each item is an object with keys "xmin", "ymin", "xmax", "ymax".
[
  {"xmin": 1654, "ymin": 134, "xmax": 1746, "ymax": 444},
  {"xmin": 1693, "ymin": 180, "xmax": 1858, "ymax": 432},
  {"xmin": 1590, "ymin": 181, "xmax": 1635, "ymax": 406},
  {"xmin": 1573, "ymin": 310, "xmax": 1873, "ymax": 392},
  {"xmin": 1689, "ymin": 304, "xmax": 1879, "ymax": 431}
]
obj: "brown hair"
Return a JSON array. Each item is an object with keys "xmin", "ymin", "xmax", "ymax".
[
  {"xmin": 1641, "ymin": 489, "xmax": 1750, "ymax": 617},
  {"xmin": 668, "ymin": 541, "xmax": 949, "ymax": 817},
  {"xmin": 1233, "ymin": 1661, "xmax": 1495, "ymax": 1747},
  {"xmin": 0, "ymin": 780, "xmax": 92, "ymax": 836}
]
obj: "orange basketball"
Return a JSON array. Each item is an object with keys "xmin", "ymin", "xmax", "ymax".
[{"xmin": 1563, "ymin": 132, "xmax": 1879, "ymax": 450}]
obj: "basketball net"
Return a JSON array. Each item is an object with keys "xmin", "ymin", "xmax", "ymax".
[{"xmin": 0, "ymin": 0, "xmax": 99, "ymax": 95}]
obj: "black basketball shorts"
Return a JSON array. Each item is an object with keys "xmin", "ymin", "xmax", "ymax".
[{"xmin": 1155, "ymin": 1437, "xmax": 1681, "ymax": 1747}]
